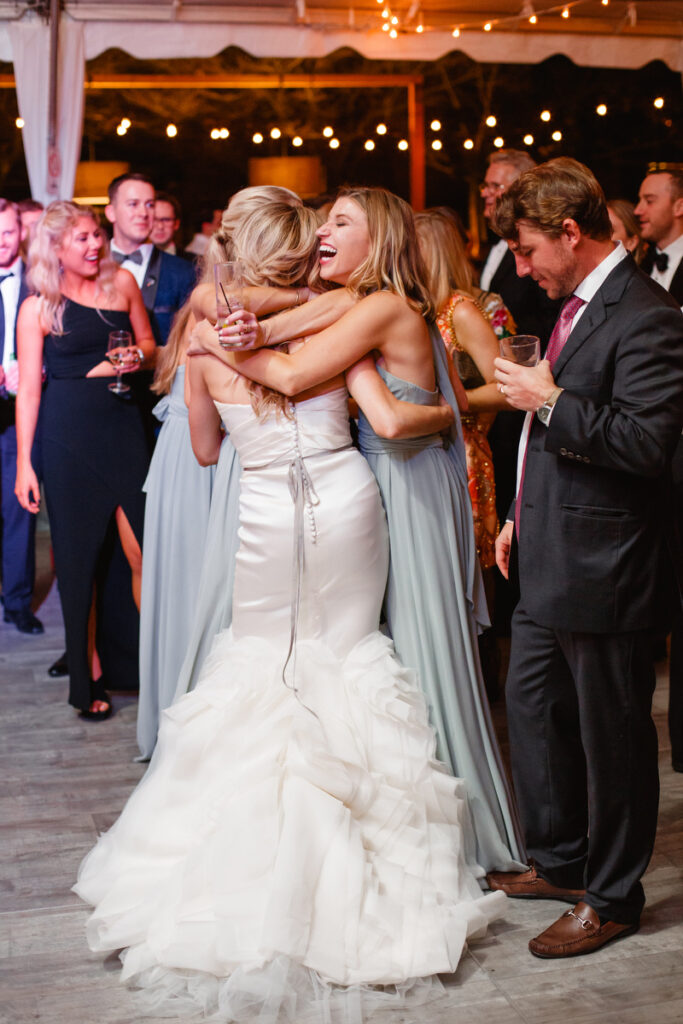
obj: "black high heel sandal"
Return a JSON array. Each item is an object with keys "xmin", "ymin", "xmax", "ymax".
[{"xmin": 79, "ymin": 679, "xmax": 113, "ymax": 721}]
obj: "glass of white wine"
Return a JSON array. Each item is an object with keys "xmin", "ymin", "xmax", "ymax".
[{"xmin": 107, "ymin": 330, "xmax": 133, "ymax": 394}]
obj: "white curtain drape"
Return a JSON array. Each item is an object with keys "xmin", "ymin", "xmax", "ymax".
[{"xmin": 9, "ymin": 17, "xmax": 85, "ymax": 204}]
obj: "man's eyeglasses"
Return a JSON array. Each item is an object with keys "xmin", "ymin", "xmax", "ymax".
[{"xmin": 479, "ymin": 181, "xmax": 506, "ymax": 194}]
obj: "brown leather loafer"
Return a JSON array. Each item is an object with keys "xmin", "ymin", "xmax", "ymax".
[
  {"xmin": 486, "ymin": 862, "xmax": 585, "ymax": 903},
  {"xmin": 529, "ymin": 901, "xmax": 639, "ymax": 959}
]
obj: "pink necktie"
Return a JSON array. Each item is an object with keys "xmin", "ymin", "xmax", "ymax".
[{"xmin": 514, "ymin": 294, "xmax": 586, "ymax": 536}]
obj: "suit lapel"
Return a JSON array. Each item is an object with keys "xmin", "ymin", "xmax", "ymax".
[
  {"xmin": 669, "ymin": 259, "xmax": 683, "ymax": 305},
  {"xmin": 553, "ymin": 257, "xmax": 635, "ymax": 378},
  {"xmin": 142, "ymin": 247, "xmax": 162, "ymax": 312}
]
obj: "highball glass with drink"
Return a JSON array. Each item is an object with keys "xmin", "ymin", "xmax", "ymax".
[
  {"xmin": 214, "ymin": 261, "xmax": 249, "ymax": 349},
  {"xmin": 499, "ymin": 334, "xmax": 541, "ymax": 366}
]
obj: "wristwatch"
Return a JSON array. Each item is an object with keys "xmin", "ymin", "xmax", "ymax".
[{"xmin": 537, "ymin": 386, "xmax": 563, "ymax": 425}]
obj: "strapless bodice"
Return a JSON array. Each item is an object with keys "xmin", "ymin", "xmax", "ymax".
[{"xmin": 215, "ymin": 387, "xmax": 351, "ymax": 469}]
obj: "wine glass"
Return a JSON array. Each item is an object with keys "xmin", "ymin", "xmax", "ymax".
[
  {"xmin": 499, "ymin": 334, "xmax": 541, "ymax": 367},
  {"xmin": 107, "ymin": 330, "xmax": 132, "ymax": 394},
  {"xmin": 214, "ymin": 261, "xmax": 249, "ymax": 350}
]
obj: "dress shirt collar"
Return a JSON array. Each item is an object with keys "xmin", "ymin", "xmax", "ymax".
[{"xmin": 573, "ymin": 241, "xmax": 628, "ymax": 308}]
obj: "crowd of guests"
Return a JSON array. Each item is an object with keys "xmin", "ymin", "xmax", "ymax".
[{"xmin": 1, "ymin": 154, "xmax": 682, "ymax": 1002}]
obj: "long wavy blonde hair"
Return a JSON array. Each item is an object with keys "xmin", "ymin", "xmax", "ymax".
[
  {"xmin": 331, "ymin": 186, "xmax": 434, "ymax": 320},
  {"xmin": 27, "ymin": 201, "xmax": 116, "ymax": 334},
  {"xmin": 154, "ymin": 186, "xmax": 317, "ymax": 405},
  {"xmin": 414, "ymin": 208, "xmax": 476, "ymax": 313}
]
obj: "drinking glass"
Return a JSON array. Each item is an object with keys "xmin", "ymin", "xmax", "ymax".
[
  {"xmin": 214, "ymin": 261, "xmax": 249, "ymax": 349},
  {"xmin": 107, "ymin": 330, "xmax": 132, "ymax": 394},
  {"xmin": 499, "ymin": 334, "xmax": 541, "ymax": 367}
]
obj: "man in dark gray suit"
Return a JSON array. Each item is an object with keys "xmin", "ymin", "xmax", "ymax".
[{"xmin": 487, "ymin": 158, "xmax": 683, "ymax": 958}]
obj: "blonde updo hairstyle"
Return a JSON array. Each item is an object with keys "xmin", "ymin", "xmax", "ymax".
[
  {"xmin": 414, "ymin": 208, "xmax": 476, "ymax": 314},
  {"xmin": 334, "ymin": 186, "xmax": 435, "ymax": 320},
  {"xmin": 27, "ymin": 200, "xmax": 116, "ymax": 334}
]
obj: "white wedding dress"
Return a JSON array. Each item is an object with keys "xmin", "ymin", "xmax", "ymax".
[{"xmin": 74, "ymin": 388, "xmax": 506, "ymax": 1021}]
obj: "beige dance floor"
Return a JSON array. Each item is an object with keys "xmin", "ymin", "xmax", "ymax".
[{"xmin": 2, "ymin": 533, "xmax": 682, "ymax": 1024}]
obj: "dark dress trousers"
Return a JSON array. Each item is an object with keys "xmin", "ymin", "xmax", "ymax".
[
  {"xmin": 507, "ymin": 256, "xmax": 683, "ymax": 924},
  {"xmin": 1, "ymin": 266, "xmax": 39, "ymax": 616}
]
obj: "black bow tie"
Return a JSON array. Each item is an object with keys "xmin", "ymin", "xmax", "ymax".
[
  {"xmin": 112, "ymin": 249, "xmax": 143, "ymax": 266},
  {"xmin": 653, "ymin": 250, "xmax": 669, "ymax": 273}
]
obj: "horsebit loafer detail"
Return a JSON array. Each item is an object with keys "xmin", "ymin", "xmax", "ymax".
[
  {"xmin": 529, "ymin": 901, "xmax": 639, "ymax": 959},
  {"xmin": 486, "ymin": 862, "xmax": 586, "ymax": 903}
]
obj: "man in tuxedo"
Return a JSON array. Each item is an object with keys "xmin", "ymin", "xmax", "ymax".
[
  {"xmin": 106, "ymin": 173, "xmax": 195, "ymax": 345},
  {"xmin": 636, "ymin": 163, "xmax": 683, "ymax": 771},
  {"xmin": 487, "ymin": 158, "xmax": 683, "ymax": 957},
  {"xmin": 635, "ymin": 162, "xmax": 683, "ymax": 306},
  {"xmin": 0, "ymin": 199, "xmax": 42, "ymax": 634}
]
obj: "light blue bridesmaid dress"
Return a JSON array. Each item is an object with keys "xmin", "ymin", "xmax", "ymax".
[
  {"xmin": 171, "ymin": 431, "xmax": 241, "ymax": 702},
  {"xmin": 137, "ymin": 366, "xmax": 216, "ymax": 759},
  {"xmin": 357, "ymin": 328, "xmax": 526, "ymax": 873}
]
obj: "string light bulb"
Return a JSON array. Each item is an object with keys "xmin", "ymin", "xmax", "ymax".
[
  {"xmin": 15, "ymin": 117, "xmax": 24, "ymax": 129},
  {"xmin": 253, "ymin": 132, "xmax": 263, "ymax": 144},
  {"xmin": 430, "ymin": 119, "xmax": 441, "ymax": 131},
  {"xmin": 432, "ymin": 139, "xmax": 443, "ymax": 151},
  {"xmin": 120, "ymin": 118, "xmax": 131, "ymax": 130},
  {"xmin": 530, "ymin": 14, "xmax": 537, "ymax": 23},
  {"xmin": 452, "ymin": 26, "xmax": 460, "ymax": 37},
  {"xmin": 552, "ymin": 130, "xmax": 562, "ymax": 141},
  {"xmin": 561, "ymin": 6, "xmax": 569, "ymax": 18},
  {"xmin": 416, "ymin": 23, "xmax": 423, "ymax": 32},
  {"xmin": 540, "ymin": 109, "xmax": 551, "ymax": 122},
  {"xmin": 292, "ymin": 136, "xmax": 303, "ymax": 147},
  {"xmin": 116, "ymin": 124, "xmax": 126, "ymax": 136},
  {"xmin": 219, "ymin": 128, "xmax": 229, "ymax": 139},
  {"xmin": 485, "ymin": 115, "xmax": 497, "ymax": 127},
  {"xmin": 493, "ymin": 136, "xmax": 504, "ymax": 148},
  {"xmin": 329, "ymin": 138, "xmax": 340, "ymax": 149},
  {"xmin": 376, "ymin": 123, "xmax": 388, "ymax": 134},
  {"xmin": 270, "ymin": 127, "xmax": 281, "ymax": 139},
  {"xmin": 382, "ymin": 22, "xmax": 390, "ymax": 30},
  {"xmin": 210, "ymin": 128, "xmax": 220, "ymax": 140},
  {"xmin": 398, "ymin": 139, "xmax": 409, "ymax": 150},
  {"xmin": 323, "ymin": 126, "xmax": 334, "ymax": 137},
  {"xmin": 523, "ymin": 133, "xmax": 534, "ymax": 145},
  {"xmin": 166, "ymin": 124, "xmax": 177, "ymax": 138},
  {"xmin": 654, "ymin": 97, "xmax": 664, "ymax": 109},
  {"xmin": 391, "ymin": 15, "xmax": 398, "ymax": 24},
  {"xmin": 601, "ymin": 0, "xmax": 609, "ymax": 5},
  {"xmin": 484, "ymin": 22, "xmax": 492, "ymax": 31},
  {"xmin": 596, "ymin": 104, "xmax": 607, "ymax": 116},
  {"xmin": 389, "ymin": 27, "xmax": 398, "ymax": 36},
  {"xmin": 463, "ymin": 138, "xmax": 474, "ymax": 150},
  {"xmin": 382, "ymin": 8, "xmax": 389, "ymax": 17},
  {"xmin": 365, "ymin": 139, "xmax": 375, "ymax": 151}
]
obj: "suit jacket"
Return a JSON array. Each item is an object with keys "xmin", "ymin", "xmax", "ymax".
[
  {"xmin": 141, "ymin": 247, "xmax": 196, "ymax": 345},
  {"xmin": 515, "ymin": 256, "xmax": 683, "ymax": 634},
  {"xmin": 641, "ymin": 246, "xmax": 683, "ymax": 306},
  {"xmin": 489, "ymin": 247, "xmax": 561, "ymax": 347}
]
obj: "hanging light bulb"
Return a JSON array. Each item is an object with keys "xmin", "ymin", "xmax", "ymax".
[
  {"xmin": 463, "ymin": 138, "xmax": 474, "ymax": 150},
  {"xmin": 523, "ymin": 133, "xmax": 534, "ymax": 145},
  {"xmin": 596, "ymin": 104, "xmax": 607, "ymax": 116},
  {"xmin": 15, "ymin": 117, "xmax": 24, "ymax": 129},
  {"xmin": 654, "ymin": 97, "xmax": 665, "ymax": 109},
  {"xmin": 270, "ymin": 127, "xmax": 281, "ymax": 139},
  {"xmin": 219, "ymin": 128, "xmax": 230, "ymax": 139},
  {"xmin": 323, "ymin": 126, "xmax": 334, "ymax": 137},
  {"xmin": 292, "ymin": 136, "xmax": 303, "ymax": 147},
  {"xmin": 391, "ymin": 15, "xmax": 398, "ymax": 24},
  {"xmin": 376, "ymin": 123, "xmax": 388, "ymax": 135},
  {"xmin": 329, "ymin": 138, "xmax": 340, "ymax": 149},
  {"xmin": 601, "ymin": 0, "xmax": 609, "ymax": 5},
  {"xmin": 552, "ymin": 130, "xmax": 562, "ymax": 141},
  {"xmin": 540, "ymin": 109, "xmax": 551, "ymax": 122},
  {"xmin": 430, "ymin": 119, "xmax": 441, "ymax": 131},
  {"xmin": 210, "ymin": 128, "xmax": 220, "ymax": 140},
  {"xmin": 452, "ymin": 26, "xmax": 460, "ymax": 37},
  {"xmin": 382, "ymin": 22, "xmax": 390, "ymax": 30},
  {"xmin": 416, "ymin": 23, "xmax": 423, "ymax": 33},
  {"xmin": 166, "ymin": 124, "xmax": 178, "ymax": 138},
  {"xmin": 253, "ymin": 132, "xmax": 264, "ymax": 144},
  {"xmin": 485, "ymin": 115, "xmax": 497, "ymax": 127},
  {"xmin": 493, "ymin": 136, "xmax": 504, "ymax": 148},
  {"xmin": 116, "ymin": 124, "xmax": 127, "ymax": 136},
  {"xmin": 365, "ymin": 140, "xmax": 376, "ymax": 151},
  {"xmin": 389, "ymin": 27, "xmax": 398, "ymax": 37},
  {"xmin": 120, "ymin": 118, "xmax": 131, "ymax": 130},
  {"xmin": 530, "ymin": 14, "xmax": 537, "ymax": 24},
  {"xmin": 398, "ymin": 139, "xmax": 409, "ymax": 150},
  {"xmin": 432, "ymin": 139, "xmax": 443, "ymax": 151},
  {"xmin": 382, "ymin": 8, "xmax": 389, "ymax": 17},
  {"xmin": 561, "ymin": 6, "xmax": 570, "ymax": 18},
  {"xmin": 484, "ymin": 22, "xmax": 492, "ymax": 31}
]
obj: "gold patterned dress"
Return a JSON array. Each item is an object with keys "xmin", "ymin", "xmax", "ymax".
[{"xmin": 436, "ymin": 290, "xmax": 515, "ymax": 570}]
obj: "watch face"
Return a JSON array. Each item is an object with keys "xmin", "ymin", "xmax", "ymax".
[{"xmin": 537, "ymin": 404, "xmax": 550, "ymax": 425}]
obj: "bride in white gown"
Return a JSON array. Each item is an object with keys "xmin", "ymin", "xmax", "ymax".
[{"xmin": 74, "ymin": 209, "xmax": 507, "ymax": 1022}]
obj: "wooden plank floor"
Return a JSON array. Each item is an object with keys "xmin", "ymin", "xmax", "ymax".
[{"xmin": 2, "ymin": 535, "xmax": 682, "ymax": 1024}]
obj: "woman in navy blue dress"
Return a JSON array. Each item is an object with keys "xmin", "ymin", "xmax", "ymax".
[{"xmin": 15, "ymin": 201, "xmax": 156, "ymax": 720}]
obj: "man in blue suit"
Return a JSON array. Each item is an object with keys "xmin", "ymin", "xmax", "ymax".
[
  {"xmin": 0, "ymin": 199, "xmax": 42, "ymax": 634},
  {"xmin": 106, "ymin": 172, "xmax": 195, "ymax": 345}
]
